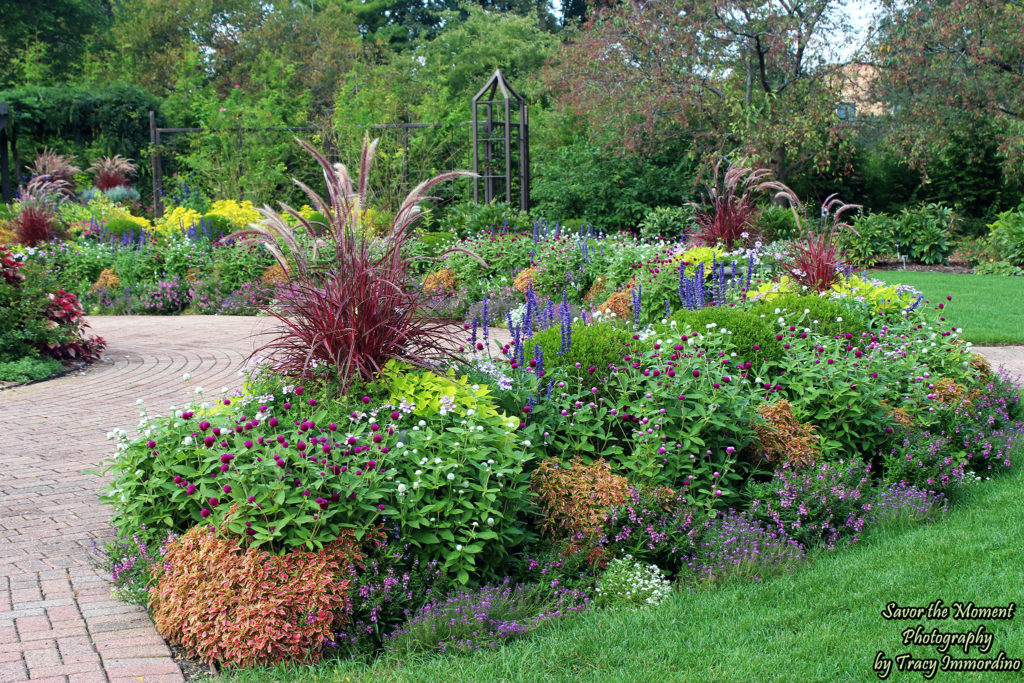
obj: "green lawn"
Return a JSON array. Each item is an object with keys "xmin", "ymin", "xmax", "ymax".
[
  {"xmin": 214, "ymin": 459, "xmax": 1024, "ymax": 683},
  {"xmin": 870, "ymin": 270, "xmax": 1024, "ymax": 345}
]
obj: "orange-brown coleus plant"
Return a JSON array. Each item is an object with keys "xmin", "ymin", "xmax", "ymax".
[
  {"xmin": 752, "ymin": 399, "xmax": 821, "ymax": 470},
  {"xmin": 530, "ymin": 457, "xmax": 631, "ymax": 542},
  {"xmin": 150, "ymin": 518, "xmax": 362, "ymax": 669}
]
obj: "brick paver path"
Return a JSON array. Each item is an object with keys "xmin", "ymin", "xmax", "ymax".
[
  {"xmin": 0, "ymin": 316, "xmax": 272, "ymax": 683},
  {"xmin": 0, "ymin": 315, "xmax": 1020, "ymax": 682}
]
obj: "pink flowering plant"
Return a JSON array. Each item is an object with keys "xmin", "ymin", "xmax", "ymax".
[
  {"xmin": 102, "ymin": 365, "xmax": 535, "ymax": 584},
  {"xmin": 749, "ymin": 458, "xmax": 874, "ymax": 550}
]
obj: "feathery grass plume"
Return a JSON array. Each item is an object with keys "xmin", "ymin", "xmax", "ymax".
[
  {"xmin": 15, "ymin": 176, "xmax": 67, "ymax": 246},
  {"xmin": 27, "ymin": 149, "xmax": 80, "ymax": 197},
  {"xmin": 226, "ymin": 136, "xmax": 484, "ymax": 392},
  {"xmin": 89, "ymin": 155, "xmax": 138, "ymax": 191},
  {"xmin": 774, "ymin": 192, "xmax": 862, "ymax": 293},
  {"xmin": 689, "ymin": 159, "xmax": 783, "ymax": 249}
]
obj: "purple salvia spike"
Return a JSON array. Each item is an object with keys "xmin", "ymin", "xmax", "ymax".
[{"xmin": 482, "ymin": 296, "xmax": 490, "ymax": 342}]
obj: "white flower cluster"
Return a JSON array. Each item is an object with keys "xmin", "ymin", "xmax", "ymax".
[{"xmin": 595, "ymin": 555, "xmax": 672, "ymax": 609}]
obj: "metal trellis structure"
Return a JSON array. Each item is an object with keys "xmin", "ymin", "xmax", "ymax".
[{"xmin": 471, "ymin": 70, "xmax": 529, "ymax": 211}]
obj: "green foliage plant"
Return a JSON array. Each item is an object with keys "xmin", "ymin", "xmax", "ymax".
[{"xmin": 639, "ymin": 205, "xmax": 695, "ymax": 241}]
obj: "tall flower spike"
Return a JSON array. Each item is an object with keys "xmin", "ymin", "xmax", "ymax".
[{"xmin": 482, "ymin": 295, "xmax": 490, "ymax": 342}]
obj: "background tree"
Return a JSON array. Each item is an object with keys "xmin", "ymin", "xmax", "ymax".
[
  {"xmin": 872, "ymin": 0, "xmax": 1024, "ymax": 181},
  {"xmin": 544, "ymin": 0, "xmax": 858, "ymax": 184},
  {"xmin": 0, "ymin": 0, "xmax": 111, "ymax": 87}
]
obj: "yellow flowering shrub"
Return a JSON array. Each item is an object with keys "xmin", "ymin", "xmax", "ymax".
[
  {"xmin": 154, "ymin": 206, "xmax": 204, "ymax": 236},
  {"xmin": 208, "ymin": 199, "xmax": 262, "ymax": 229}
]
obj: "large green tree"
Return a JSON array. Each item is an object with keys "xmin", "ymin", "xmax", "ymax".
[
  {"xmin": 0, "ymin": 0, "xmax": 111, "ymax": 86},
  {"xmin": 872, "ymin": 0, "xmax": 1024, "ymax": 180},
  {"xmin": 544, "ymin": 0, "xmax": 858, "ymax": 184}
]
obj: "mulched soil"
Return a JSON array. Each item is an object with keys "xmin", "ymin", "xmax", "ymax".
[
  {"xmin": 170, "ymin": 643, "xmax": 214, "ymax": 680},
  {"xmin": 866, "ymin": 259, "xmax": 974, "ymax": 274}
]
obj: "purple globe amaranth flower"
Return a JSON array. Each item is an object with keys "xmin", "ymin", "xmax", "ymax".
[
  {"xmin": 186, "ymin": 484, "xmax": 197, "ymax": 495},
  {"xmin": 200, "ymin": 508, "xmax": 210, "ymax": 518}
]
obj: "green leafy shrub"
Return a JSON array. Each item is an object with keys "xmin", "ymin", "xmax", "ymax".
[
  {"xmin": 150, "ymin": 521, "xmax": 361, "ymax": 669},
  {"xmin": 902, "ymin": 203, "xmax": 955, "ymax": 265},
  {"xmin": 104, "ymin": 370, "xmax": 533, "ymax": 583},
  {"xmin": 439, "ymin": 201, "xmax": 532, "ymax": 238},
  {"xmin": 530, "ymin": 136, "xmax": 696, "ymax": 233},
  {"xmin": 986, "ymin": 203, "xmax": 1024, "ymax": 265},
  {"xmin": 0, "ymin": 354, "xmax": 63, "ymax": 383},
  {"xmin": 418, "ymin": 231, "xmax": 455, "ymax": 257},
  {"xmin": 669, "ymin": 305, "xmax": 783, "ymax": 367},
  {"xmin": 757, "ymin": 204, "xmax": 801, "ymax": 241},
  {"xmin": 973, "ymin": 260, "xmax": 1024, "ymax": 276},
  {"xmin": 639, "ymin": 205, "xmax": 695, "ymax": 241},
  {"xmin": 842, "ymin": 211, "xmax": 899, "ymax": 266},
  {"xmin": 530, "ymin": 320, "xmax": 634, "ymax": 381}
]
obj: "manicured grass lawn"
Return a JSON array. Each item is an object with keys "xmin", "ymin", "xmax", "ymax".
[
  {"xmin": 214, "ymin": 459, "xmax": 1024, "ymax": 683},
  {"xmin": 870, "ymin": 270, "xmax": 1024, "ymax": 345}
]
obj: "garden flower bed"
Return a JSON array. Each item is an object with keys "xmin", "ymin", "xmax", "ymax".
[{"xmin": 87, "ymin": 143, "xmax": 1024, "ymax": 674}]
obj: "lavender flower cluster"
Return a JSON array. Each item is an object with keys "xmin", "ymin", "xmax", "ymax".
[
  {"xmin": 750, "ymin": 459, "xmax": 873, "ymax": 550},
  {"xmin": 385, "ymin": 578, "xmax": 589, "ymax": 655},
  {"xmin": 866, "ymin": 482, "xmax": 948, "ymax": 526},
  {"xmin": 688, "ymin": 509, "xmax": 806, "ymax": 583}
]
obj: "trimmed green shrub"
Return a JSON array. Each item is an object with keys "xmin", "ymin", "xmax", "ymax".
[
  {"xmin": 669, "ymin": 305, "xmax": 783, "ymax": 367},
  {"xmin": 757, "ymin": 204, "xmax": 801, "ymax": 242},
  {"xmin": 531, "ymin": 321, "xmax": 634, "ymax": 381},
  {"xmin": 754, "ymin": 293, "xmax": 868, "ymax": 339},
  {"xmin": 639, "ymin": 206, "xmax": 695, "ymax": 241}
]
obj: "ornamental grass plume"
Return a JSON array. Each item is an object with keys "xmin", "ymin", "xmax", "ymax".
[
  {"xmin": 27, "ymin": 149, "xmax": 80, "ymax": 196},
  {"xmin": 773, "ymin": 193, "xmax": 862, "ymax": 293},
  {"xmin": 88, "ymin": 155, "xmax": 138, "ymax": 191},
  {"xmin": 688, "ymin": 160, "xmax": 785, "ymax": 250},
  {"xmin": 225, "ymin": 137, "xmax": 484, "ymax": 393},
  {"xmin": 15, "ymin": 176, "xmax": 67, "ymax": 246}
]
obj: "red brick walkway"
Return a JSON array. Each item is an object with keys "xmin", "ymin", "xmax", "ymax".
[{"xmin": 0, "ymin": 316, "xmax": 271, "ymax": 683}]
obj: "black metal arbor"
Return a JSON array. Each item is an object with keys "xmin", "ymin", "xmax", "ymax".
[{"xmin": 471, "ymin": 70, "xmax": 529, "ymax": 211}]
